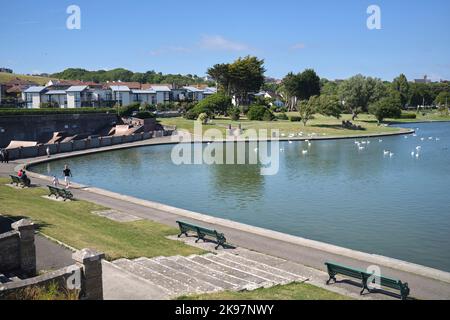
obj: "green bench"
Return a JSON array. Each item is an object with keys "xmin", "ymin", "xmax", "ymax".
[
  {"xmin": 10, "ymin": 175, "xmax": 30, "ymax": 188},
  {"xmin": 47, "ymin": 185, "xmax": 74, "ymax": 201},
  {"xmin": 325, "ymin": 261, "xmax": 410, "ymax": 300},
  {"xmin": 176, "ymin": 220, "xmax": 228, "ymax": 250}
]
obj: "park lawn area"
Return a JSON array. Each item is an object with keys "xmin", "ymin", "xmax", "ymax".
[
  {"xmin": 158, "ymin": 113, "xmax": 406, "ymax": 139},
  {"xmin": 177, "ymin": 282, "xmax": 350, "ymax": 300},
  {"xmin": 0, "ymin": 178, "xmax": 203, "ymax": 260}
]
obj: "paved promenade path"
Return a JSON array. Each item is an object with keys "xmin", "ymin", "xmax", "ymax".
[{"xmin": 1, "ymin": 135, "xmax": 449, "ymax": 300}]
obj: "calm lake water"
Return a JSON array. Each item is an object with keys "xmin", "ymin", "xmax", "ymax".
[{"xmin": 33, "ymin": 122, "xmax": 450, "ymax": 272}]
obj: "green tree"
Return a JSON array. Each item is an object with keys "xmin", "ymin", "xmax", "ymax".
[
  {"xmin": 247, "ymin": 105, "xmax": 274, "ymax": 121},
  {"xmin": 194, "ymin": 93, "xmax": 232, "ymax": 116},
  {"xmin": 228, "ymin": 107, "xmax": 241, "ymax": 121},
  {"xmin": 338, "ymin": 74, "xmax": 386, "ymax": 120},
  {"xmin": 281, "ymin": 69, "xmax": 321, "ymax": 111},
  {"xmin": 369, "ymin": 93, "xmax": 402, "ymax": 124},
  {"xmin": 317, "ymin": 95, "xmax": 343, "ymax": 119},
  {"xmin": 434, "ymin": 91, "xmax": 450, "ymax": 107},
  {"xmin": 297, "ymin": 96, "xmax": 318, "ymax": 126},
  {"xmin": 392, "ymin": 74, "xmax": 410, "ymax": 108}
]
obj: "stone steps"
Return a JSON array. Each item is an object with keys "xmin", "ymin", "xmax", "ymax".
[
  {"xmin": 110, "ymin": 249, "xmax": 309, "ymax": 298},
  {"xmin": 151, "ymin": 256, "xmax": 238, "ymax": 291},
  {"xmin": 133, "ymin": 257, "xmax": 219, "ymax": 294}
]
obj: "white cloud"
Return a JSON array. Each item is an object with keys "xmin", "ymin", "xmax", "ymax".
[
  {"xmin": 291, "ymin": 43, "xmax": 306, "ymax": 50},
  {"xmin": 200, "ymin": 35, "xmax": 250, "ymax": 51}
]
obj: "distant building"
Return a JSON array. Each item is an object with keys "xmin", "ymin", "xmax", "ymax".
[
  {"xmin": 0, "ymin": 67, "xmax": 13, "ymax": 74},
  {"xmin": 414, "ymin": 75, "xmax": 432, "ymax": 84}
]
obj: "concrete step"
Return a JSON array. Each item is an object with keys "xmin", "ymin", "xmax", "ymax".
[
  {"xmin": 220, "ymin": 252, "xmax": 307, "ymax": 282},
  {"xmin": 172, "ymin": 255, "xmax": 256, "ymax": 291},
  {"xmin": 152, "ymin": 256, "xmax": 238, "ymax": 291},
  {"xmin": 189, "ymin": 254, "xmax": 271, "ymax": 288},
  {"xmin": 232, "ymin": 250, "xmax": 309, "ymax": 281},
  {"xmin": 134, "ymin": 257, "xmax": 219, "ymax": 294},
  {"xmin": 112, "ymin": 258, "xmax": 189, "ymax": 297},
  {"xmin": 211, "ymin": 253, "xmax": 293, "ymax": 284}
]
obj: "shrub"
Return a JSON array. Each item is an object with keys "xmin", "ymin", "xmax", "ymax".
[
  {"xmin": 197, "ymin": 112, "xmax": 209, "ymax": 124},
  {"xmin": 289, "ymin": 116, "xmax": 302, "ymax": 122},
  {"xmin": 0, "ymin": 108, "xmax": 116, "ymax": 116},
  {"xmin": 133, "ymin": 111, "xmax": 155, "ymax": 119},
  {"xmin": 40, "ymin": 102, "xmax": 59, "ymax": 108},
  {"xmin": 118, "ymin": 103, "xmax": 140, "ymax": 117},
  {"xmin": 228, "ymin": 107, "xmax": 241, "ymax": 121},
  {"xmin": 400, "ymin": 112, "xmax": 417, "ymax": 119},
  {"xmin": 184, "ymin": 109, "xmax": 198, "ymax": 120},
  {"xmin": 247, "ymin": 105, "xmax": 274, "ymax": 121},
  {"xmin": 195, "ymin": 93, "xmax": 232, "ymax": 116}
]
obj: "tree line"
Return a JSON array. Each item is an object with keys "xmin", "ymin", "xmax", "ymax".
[
  {"xmin": 204, "ymin": 56, "xmax": 449, "ymax": 125},
  {"xmin": 51, "ymin": 68, "xmax": 213, "ymax": 86}
]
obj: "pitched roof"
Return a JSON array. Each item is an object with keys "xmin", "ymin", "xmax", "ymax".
[
  {"xmin": 110, "ymin": 85, "xmax": 130, "ymax": 91},
  {"xmin": 6, "ymin": 84, "xmax": 31, "ymax": 93},
  {"xmin": 66, "ymin": 85, "xmax": 88, "ymax": 92},
  {"xmin": 131, "ymin": 89, "xmax": 156, "ymax": 94},
  {"xmin": 142, "ymin": 83, "xmax": 173, "ymax": 90},
  {"xmin": 3, "ymin": 77, "xmax": 38, "ymax": 87},
  {"xmin": 45, "ymin": 90, "xmax": 67, "ymax": 95},
  {"xmin": 108, "ymin": 81, "xmax": 142, "ymax": 89},
  {"xmin": 24, "ymin": 86, "xmax": 47, "ymax": 93},
  {"xmin": 150, "ymin": 85, "xmax": 171, "ymax": 92}
]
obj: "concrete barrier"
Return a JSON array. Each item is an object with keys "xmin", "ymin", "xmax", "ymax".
[
  {"xmin": 111, "ymin": 136, "xmax": 123, "ymax": 145},
  {"xmin": 143, "ymin": 132, "xmax": 151, "ymax": 140},
  {"xmin": 73, "ymin": 140, "xmax": 87, "ymax": 151},
  {"xmin": 123, "ymin": 135, "xmax": 134, "ymax": 143},
  {"xmin": 6, "ymin": 148, "xmax": 20, "ymax": 160},
  {"xmin": 89, "ymin": 137, "xmax": 100, "ymax": 148},
  {"xmin": 58, "ymin": 142, "xmax": 73, "ymax": 153},
  {"xmin": 20, "ymin": 146, "xmax": 39, "ymax": 159},
  {"xmin": 100, "ymin": 136, "xmax": 112, "ymax": 147}
]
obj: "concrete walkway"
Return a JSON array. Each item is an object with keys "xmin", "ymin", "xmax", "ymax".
[{"xmin": 1, "ymin": 135, "xmax": 450, "ymax": 300}]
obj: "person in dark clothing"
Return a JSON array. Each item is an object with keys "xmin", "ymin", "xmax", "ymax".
[
  {"xmin": 3, "ymin": 149, "xmax": 9, "ymax": 163},
  {"xmin": 63, "ymin": 164, "xmax": 73, "ymax": 189},
  {"xmin": 20, "ymin": 170, "xmax": 31, "ymax": 187},
  {"xmin": 0, "ymin": 149, "xmax": 4, "ymax": 163}
]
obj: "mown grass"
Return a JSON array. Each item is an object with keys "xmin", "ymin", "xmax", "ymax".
[
  {"xmin": 177, "ymin": 282, "xmax": 350, "ymax": 300},
  {"xmin": 157, "ymin": 113, "xmax": 407, "ymax": 139},
  {"xmin": 0, "ymin": 178, "xmax": 203, "ymax": 260}
]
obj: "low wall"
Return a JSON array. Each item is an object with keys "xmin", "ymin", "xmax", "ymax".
[
  {"xmin": 5, "ymin": 130, "xmax": 162, "ymax": 161},
  {"xmin": 0, "ymin": 231, "xmax": 20, "ymax": 272},
  {"xmin": 0, "ymin": 220, "xmax": 36, "ymax": 277},
  {"xmin": 0, "ymin": 248, "xmax": 105, "ymax": 300}
]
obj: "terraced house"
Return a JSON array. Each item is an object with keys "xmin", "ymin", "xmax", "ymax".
[{"xmin": 5, "ymin": 80, "xmax": 217, "ymax": 108}]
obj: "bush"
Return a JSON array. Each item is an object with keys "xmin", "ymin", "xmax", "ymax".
[
  {"xmin": 289, "ymin": 116, "xmax": 302, "ymax": 122},
  {"xmin": 228, "ymin": 107, "xmax": 241, "ymax": 121},
  {"xmin": 118, "ymin": 103, "xmax": 140, "ymax": 117},
  {"xmin": 197, "ymin": 112, "xmax": 209, "ymax": 124},
  {"xmin": 184, "ymin": 109, "xmax": 198, "ymax": 120},
  {"xmin": 276, "ymin": 113, "xmax": 289, "ymax": 120},
  {"xmin": 247, "ymin": 105, "xmax": 265, "ymax": 121},
  {"xmin": 40, "ymin": 102, "xmax": 59, "ymax": 108},
  {"xmin": 133, "ymin": 111, "xmax": 155, "ymax": 119},
  {"xmin": 0, "ymin": 108, "xmax": 116, "ymax": 116},
  {"xmin": 400, "ymin": 112, "xmax": 417, "ymax": 119},
  {"xmin": 195, "ymin": 93, "xmax": 232, "ymax": 115}
]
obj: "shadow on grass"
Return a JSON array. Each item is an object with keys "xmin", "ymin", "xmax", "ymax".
[
  {"xmin": 0, "ymin": 214, "xmax": 52, "ymax": 232},
  {"xmin": 311, "ymin": 124, "xmax": 367, "ymax": 131},
  {"xmin": 332, "ymin": 279, "xmax": 415, "ymax": 300}
]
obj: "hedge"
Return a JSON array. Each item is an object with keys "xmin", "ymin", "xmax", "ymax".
[
  {"xmin": 289, "ymin": 116, "xmax": 302, "ymax": 122},
  {"xmin": 0, "ymin": 107, "xmax": 117, "ymax": 116},
  {"xmin": 400, "ymin": 112, "xmax": 417, "ymax": 119}
]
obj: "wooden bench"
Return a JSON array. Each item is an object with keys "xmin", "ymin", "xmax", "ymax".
[
  {"xmin": 10, "ymin": 175, "xmax": 30, "ymax": 188},
  {"xmin": 47, "ymin": 185, "xmax": 74, "ymax": 201},
  {"xmin": 325, "ymin": 261, "xmax": 410, "ymax": 300},
  {"xmin": 176, "ymin": 220, "xmax": 228, "ymax": 250}
]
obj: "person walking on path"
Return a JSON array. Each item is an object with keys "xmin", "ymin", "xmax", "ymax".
[
  {"xmin": 0, "ymin": 149, "xmax": 4, "ymax": 163},
  {"xmin": 63, "ymin": 164, "xmax": 73, "ymax": 189},
  {"xmin": 3, "ymin": 149, "xmax": 9, "ymax": 163}
]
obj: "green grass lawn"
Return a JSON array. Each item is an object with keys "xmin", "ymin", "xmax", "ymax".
[
  {"xmin": 0, "ymin": 178, "xmax": 203, "ymax": 260},
  {"xmin": 177, "ymin": 282, "xmax": 349, "ymax": 300},
  {"xmin": 158, "ymin": 113, "xmax": 408, "ymax": 139}
]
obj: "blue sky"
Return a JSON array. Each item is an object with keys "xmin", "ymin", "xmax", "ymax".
[{"xmin": 1, "ymin": 0, "xmax": 449, "ymax": 81}]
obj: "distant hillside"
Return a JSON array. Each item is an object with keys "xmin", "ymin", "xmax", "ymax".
[
  {"xmin": 51, "ymin": 68, "xmax": 213, "ymax": 86},
  {"xmin": 0, "ymin": 72, "xmax": 56, "ymax": 85}
]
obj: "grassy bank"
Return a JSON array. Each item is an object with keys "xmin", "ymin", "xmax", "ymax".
[
  {"xmin": 0, "ymin": 72, "xmax": 55, "ymax": 85},
  {"xmin": 178, "ymin": 282, "xmax": 349, "ymax": 300},
  {"xmin": 157, "ymin": 114, "xmax": 406, "ymax": 139},
  {"xmin": 0, "ymin": 178, "xmax": 203, "ymax": 260}
]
